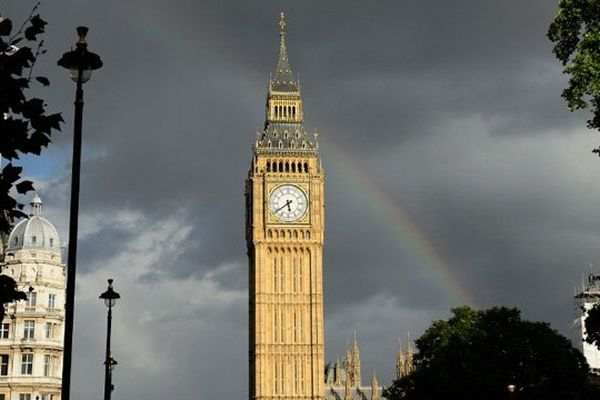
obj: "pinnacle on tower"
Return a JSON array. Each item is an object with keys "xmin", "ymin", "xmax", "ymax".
[
  {"xmin": 396, "ymin": 338, "xmax": 406, "ymax": 380},
  {"xmin": 370, "ymin": 372, "xmax": 380, "ymax": 400},
  {"xmin": 270, "ymin": 12, "xmax": 298, "ymax": 93},
  {"xmin": 344, "ymin": 373, "xmax": 352, "ymax": 400}
]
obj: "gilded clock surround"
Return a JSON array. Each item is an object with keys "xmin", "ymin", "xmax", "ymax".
[
  {"xmin": 246, "ymin": 13, "xmax": 325, "ymax": 400},
  {"xmin": 267, "ymin": 183, "xmax": 310, "ymax": 224}
]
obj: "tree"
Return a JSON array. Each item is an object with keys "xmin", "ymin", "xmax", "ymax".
[
  {"xmin": 384, "ymin": 307, "xmax": 598, "ymax": 400},
  {"xmin": 584, "ymin": 303, "xmax": 600, "ymax": 350},
  {"xmin": 0, "ymin": 3, "xmax": 63, "ymax": 236},
  {"xmin": 0, "ymin": 275, "xmax": 27, "ymax": 320},
  {"xmin": 0, "ymin": 4, "xmax": 59, "ymax": 314},
  {"xmin": 548, "ymin": 1, "xmax": 600, "ymax": 153}
]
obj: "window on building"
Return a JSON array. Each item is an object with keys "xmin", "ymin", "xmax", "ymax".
[
  {"xmin": 273, "ymin": 258, "xmax": 279, "ymax": 293},
  {"xmin": 0, "ymin": 394, "xmax": 6, "ymax": 400},
  {"xmin": 293, "ymin": 311, "xmax": 298, "ymax": 343},
  {"xmin": 279, "ymin": 255, "xmax": 285, "ymax": 292},
  {"xmin": 31, "ymin": 236, "xmax": 36, "ymax": 243},
  {"xmin": 0, "ymin": 355, "xmax": 9, "ymax": 376},
  {"xmin": 19, "ymin": 394, "xmax": 31, "ymax": 400},
  {"xmin": 41, "ymin": 395, "xmax": 53, "ymax": 400},
  {"xmin": 299, "ymin": 256, "xmax": 304, "ymax": 293},
  {"xmin": 299, "ymin": 357, "xmax": 305, "ymax": 393},
  {"xmin": 21, "ymin": 354, "xmax": 33, "ymax": 375},
  {"xmin": 47, "ymin": 294, "xmax": 56, "ymax": 310},
  {"xmin": 23, "ymin": 321, "xmax": 35, "ymax": 339},
  {"xmin": 49, "ymin": 238, "xmax": 54, "ymax": 247},
  {"xmin": 0, "ymin": 323, "xmax": 9, "ymax": 339},
  {"xmin": 274, "ymin": 359, "xmax": 284, "ymax": 395},
  {"xmin": 44, "ymin": 354, "xmax": 57, "ymax": 377},
  {"xmin": 45, "ymin": 322, "xmax": 55, "ymax": 340},
  {"xmin": 273, "ymin": 307, "xmax": 279, "ymax": 343},
  {"xmin": 25, "ymin": 292, "xmax": 37, "ymax": 308}
]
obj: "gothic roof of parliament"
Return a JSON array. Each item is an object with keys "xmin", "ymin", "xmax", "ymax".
[
  {"xmin": 325, "ymin": 386, "xmax": 384, "ymax": 400},
  {"xmin": 7, "ymin": 194, "xmax": 61, "ymax": 252},
  {"xmin": 255, "ymin": 12, "xmax": 318, "ymax": 155},
  {"xmin": 324, "ymin": 335, "xmax": 388, "ymax": 400}
]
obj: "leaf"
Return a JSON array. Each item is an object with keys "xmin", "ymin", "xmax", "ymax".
[
  {"xmin": 47, "ymin": 113, "xmax": 64, "ymax": 130},
  {"xmin": 0, "ymin": 18, "xmax": 12, "ymax": 36},
  {"xmin": 29, "ymin": 14, "xmax": 47, "ymax": 29},
  {"xmin": 15, "ymin": 180, "xmax": 34, "ymax": 194},
  {"xmin": 24, "ymin": 14, "xmax": 46, "ymax": 41},
  {"xmin": 21, "ymin": 98, "xmax": 44, "ymax": 119},
  {"xmin": 1, "ymin": 163, "xmax": 23, "ymax": 184},
  {"xmin": 35, "ymin": 76, "xmax": 49, "ymax": 86}
]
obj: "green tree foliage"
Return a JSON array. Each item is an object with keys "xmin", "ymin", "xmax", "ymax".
[
  {"xmin": 385, "ymin": 307, "xmax": 598, "ymax": 400},
  {"xmin": 0, "ymin": 3, "xmax": 63, "ymax": 235},
  {"xmin": 0, "ymin": 275, "xmax": 27, "ymax": 320},
  {"xmin": 0, "ymin": 4, "xmax": 59, "ymax": 314},
  {"xmin": 548, "ymin": 0, "xmax": 600, "ymax": 152},
  {"xmin": 584, "ymin": 303, "xmax": 600, "ymax": 350}
]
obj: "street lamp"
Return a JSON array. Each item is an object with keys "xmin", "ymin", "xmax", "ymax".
[
  {"xmin": 100, "ymin": 279, "xmax": 120, "ymax": 400},
  {"xmin": 57, "ymin": 27, "xmax": 102, "ymax": 400},
  {"xmin": 507, "ymin": 383, "xmax": 516, "ymax": 398}
]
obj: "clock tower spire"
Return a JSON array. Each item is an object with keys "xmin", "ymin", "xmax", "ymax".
[{"xmin": 246, "ymin": 12, "xmax": 325, "ymax": 400}]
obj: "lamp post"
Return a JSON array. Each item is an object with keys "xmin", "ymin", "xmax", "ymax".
[
  {"xmin": 507, "ymin": 383, "xmax": 516, "ymax": 399},
  {"xmin": 100, "ymin": 279, "xmax": 120, "ymax": 400},
  {"xmin": 57, "ymin": 26, "xmax": 102, "ymax": 400}
]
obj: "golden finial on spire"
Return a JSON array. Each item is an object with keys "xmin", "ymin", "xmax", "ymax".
[{"xmin": 279, "ymin": 12, "xmax": 286, "ymax": 36}]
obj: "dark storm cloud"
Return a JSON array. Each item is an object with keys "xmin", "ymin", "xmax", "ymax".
[{"xmin": 4, "ymin": 0, "xmax": 597, "ymax": 398}]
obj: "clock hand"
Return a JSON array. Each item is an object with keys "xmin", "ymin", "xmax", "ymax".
[
  {"xmin": 274, "ymin": 199, "xmax": 292, "ymax": 214},
  {"xmin": 286, "ymin": 202, "xmax": 292, "ymax": 212}
]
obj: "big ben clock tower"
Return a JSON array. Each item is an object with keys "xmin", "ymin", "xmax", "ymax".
[{"xmin": 245, "ymin": 12, "xmax": 325, "ymax": 400}]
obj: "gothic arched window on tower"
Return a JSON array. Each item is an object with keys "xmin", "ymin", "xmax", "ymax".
[
  {"xmin": 273, "ymin": 257, "xmax": 279, "ymax": 293},
  {"xmin": 279, "ymin": 254, "xmax": 285, "ymax": 292}
]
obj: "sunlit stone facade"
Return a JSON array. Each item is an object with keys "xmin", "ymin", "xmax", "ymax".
[
  {"xmin": 246, "ymin": 13, "xmax": 324, "ymax": 400},
  {"xmin": 0, "ymin": 196, "xmax": 65, "ymax": 400}
]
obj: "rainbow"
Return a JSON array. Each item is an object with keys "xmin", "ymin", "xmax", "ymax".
[
  {"xmin": 321, "ymin": 137, "xmax": 477, "ymax": 307},
  {"xmin": 140, "ymin": 8, "xmax": 476, "ymax": 307}
]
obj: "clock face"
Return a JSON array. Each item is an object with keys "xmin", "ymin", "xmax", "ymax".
[{"xmin": 269, "ymin": 185, "xmax": 308, "ymax": 222}]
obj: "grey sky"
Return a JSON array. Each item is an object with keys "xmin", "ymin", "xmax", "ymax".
[{"xmin": 3, "ymin": 1, "xmax": 599, "ymax": 399}]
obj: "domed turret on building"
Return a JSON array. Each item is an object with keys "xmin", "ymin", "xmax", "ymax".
[
  {"xmin": 1, "ymin": 195, "xmax": 65, "ymax": 400},
  {"xmin": 7, "ymin": 195, "xmax": 60, "ymax": 252}
]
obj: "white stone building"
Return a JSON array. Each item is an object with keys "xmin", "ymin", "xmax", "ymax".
[
  {"xmin": 0, "ymin": 195, "xmax": 65, "ymax": 400},
  {"xmin": 572, "ymin": 272, "xmax": 600, "ymax": 373}
]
